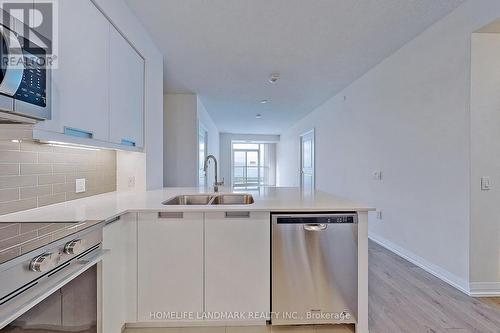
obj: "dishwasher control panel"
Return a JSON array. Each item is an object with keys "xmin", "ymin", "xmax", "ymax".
[{"xmin": 275, "ymin": 213, "xmax": 357, "ymax": 224}]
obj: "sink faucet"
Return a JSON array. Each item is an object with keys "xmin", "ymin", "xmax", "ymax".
[{"xmin": 204, "ymin": 155, "xmax": 224, "ymax": 192}]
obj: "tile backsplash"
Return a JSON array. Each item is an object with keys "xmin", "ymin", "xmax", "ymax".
[{"xmin": 0, "ymin": 140, "xmax": 116, "ymax": 215}]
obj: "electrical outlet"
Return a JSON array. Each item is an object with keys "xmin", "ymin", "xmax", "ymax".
[
  {"xmin": 75, "ymin": 178, "xmax": 86, "ymax": 193},
  {"xmin": 372, "ymin": 171, "xmax": 383, "ymax": 181},
  {"xmin": 376, "ymin": 211, "xmax": 383, "ymax": 220},
  {"xmin": 128, "ymin": 176, "xmax": 136, "ymax": 188}
]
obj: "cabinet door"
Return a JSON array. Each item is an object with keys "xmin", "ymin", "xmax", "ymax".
[
  {"xmin": 109, "ymin": 26, "xmax": 144, "ymax": 148},
  {"xmin": 205, "ymin": 211, "xmax": 271, "ymax": 321},
  {"xmin": 100, "ymin": 214, "xmax": 137, "ymax": 333},
  {"xmin": 55, "ymin": 0, "xmax": 110, "ymax": 141},
  {"xmin": 137, "ymin": 212, "xmax": 204, "ymax": 322}
]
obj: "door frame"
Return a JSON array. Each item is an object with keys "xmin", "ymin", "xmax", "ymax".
[
  {"xmin": 299, "ymin": 128, "xmax": 315, "ymax": 190},
  {"xmin": 198, "ymin": 121, "xmax": 209, "ymax": 186}
]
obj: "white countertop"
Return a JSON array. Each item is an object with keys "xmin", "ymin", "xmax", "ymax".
[{"xmin": 0, "ymin": 187, "xmax": 374, "ymax": 222}]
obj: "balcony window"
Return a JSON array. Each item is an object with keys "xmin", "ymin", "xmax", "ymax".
[{"xmin": 232, "ymin": 142, "xmax": 275, "ymax": 189}]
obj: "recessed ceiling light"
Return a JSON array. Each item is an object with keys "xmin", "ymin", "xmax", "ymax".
[
  {"xmin": 256, "ymin": 114, "xmax": 262, "ymax": 119},
  {"xmin": 269, "ymin": 73, "xmax": 280, "ymax": 84},
  {"xmin": 260, "ymin": 100, "xmax": 268, "ymax": 104}
]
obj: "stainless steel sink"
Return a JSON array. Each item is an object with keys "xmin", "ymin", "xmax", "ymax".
[
  {"xmin": 210, "ymin": 194, "xmax": 254, "ymax": 205},
  {"xmin": 162, "ymin": 195, "xmax": 214, "ymax": 205},
  {"xmin": 162, "ymin": 194, "xmax": 254, "ymax": 206}
]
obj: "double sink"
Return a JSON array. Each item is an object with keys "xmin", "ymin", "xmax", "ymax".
[{"xmin": 163, "ymin": 194, "xmax": 254, "ymax": 206}]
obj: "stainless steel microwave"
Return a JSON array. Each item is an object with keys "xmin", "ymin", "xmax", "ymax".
[{"xmin": 0, "ymin": 9, "xmax": 51, "ymax": 123}]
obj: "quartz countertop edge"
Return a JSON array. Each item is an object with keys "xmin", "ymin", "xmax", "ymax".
[{"xmin": 0, "ymin": 187, "xmax": 375, "ymax": 223}]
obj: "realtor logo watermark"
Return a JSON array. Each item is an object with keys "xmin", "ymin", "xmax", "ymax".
[
  {"xmin": 149, "ymin": 311, "xmax": 352, "ymax": 321},
  {"xmin": 0, "ymin": 0, "xmax": 58, "ymax": 68}
]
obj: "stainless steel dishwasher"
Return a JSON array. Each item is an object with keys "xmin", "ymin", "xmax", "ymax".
[{"xmin": 271, "ymin": 212, "xmax": 358, "ymax": 325}]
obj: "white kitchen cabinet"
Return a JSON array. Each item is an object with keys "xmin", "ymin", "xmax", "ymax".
[
  {"xmin": 109, "ymin": 26, "xmax": 145, "ymax": 148},
  {"xmin": 204, "ymin": 211, "xmax": 271, "ymax": 322},
  {"xmin": 35, "ymin": 0, "xmax": 144, "ymax": 151},
  {"xmin": 137, "ymin": 212, "xmax": 204, "ymax": 322},
  {"xmin": 100, "ymin": 214, "xmax": 137, "ymax": 333},
  {"xmin": 54, "ymin": 0, "xmax": 110, "ymax": 141}
]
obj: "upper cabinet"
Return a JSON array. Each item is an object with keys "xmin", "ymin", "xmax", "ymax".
[
  {"xmin": 35, "ymin": 0, "xmax": 145, "ymax": 150},
  {"xmin": 55, "ymin": 0, "xmax": 110, "ymax": 141},
  {"xmin": 109, "ymin": 27, "xmax": 145, "ymax": 148}
]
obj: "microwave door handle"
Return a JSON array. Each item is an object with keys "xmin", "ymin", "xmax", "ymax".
[{"xmin": 0, "ymin": 26, "xmax": 24, "ymax": 96}]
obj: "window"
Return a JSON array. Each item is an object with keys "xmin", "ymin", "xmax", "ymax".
[{"xmin": 232, "ymin": 142, "xmax": 275, "ymax": 189}]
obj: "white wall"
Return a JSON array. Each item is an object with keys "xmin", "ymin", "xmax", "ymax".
[
  {"xmin": 163, "ymin": 94, "xmax": 220, "ymax": 187},
  {"xmin": 278, "ymin": 0, "xmax": 500, "ymax": 293},
  {"xmin": 197, "ymin": 98, "xmax": 220, "ymax": 186},
  {"xmin": 116, "ymin": 151, "xmax": 146, "ymax": 192},
  {"xmin": 469, "ymin": 32, "xmax": 500, "ymax": 294},
  {"xmin": 219, "ymin": 133, "xmax": 280, "ymax": 186},
  {"xmin": 164, "ymin": 94, "xmax": 198, "ymax": 187},
  {"xmin": 94, "ymin": 0, "xmax": 164, "ymax": 190}
]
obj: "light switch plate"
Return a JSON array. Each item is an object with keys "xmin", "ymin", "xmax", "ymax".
[
  {"xmin": 372, "ymin": 171, "xmax": 383, "ymax": 181},
  {"xmin": 481, "ymin": 176, "xmax": 491, "ymax": 191},
  {"xmin": 75, "ymin": 178, "xmax": 86, "ymax": 193}
]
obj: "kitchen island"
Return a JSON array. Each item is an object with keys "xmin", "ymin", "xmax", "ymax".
[{"xmin": 0, "ymin": 187, "xmax": 373, "ymax": 333}]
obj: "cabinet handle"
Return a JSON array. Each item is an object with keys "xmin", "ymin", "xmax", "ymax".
[
  {"xmin": 121, "ymin": 139, "xmax": 136, "ymax": 147},
  {"xmin": 158, "ymin": 212, "xmax": 183, "ymax": 219},
  {"xmin": 64, "ymin": 127, "xmax": 93, "ymax": 139},
  {"xmin": 225, "ymin": 211, "xmax": 250, "ymax": 218}
]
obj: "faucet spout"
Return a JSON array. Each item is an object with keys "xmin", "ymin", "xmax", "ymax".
[{"xmin": 204, "ymin": 155, "xmax": 224, "ymax": 192}]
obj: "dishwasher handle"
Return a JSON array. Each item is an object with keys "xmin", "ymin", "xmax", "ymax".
[{"xmin": 303, "ymin": 223, "xmax": 328, "ymax": 231}]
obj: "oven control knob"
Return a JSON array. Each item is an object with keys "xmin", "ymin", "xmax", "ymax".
[
  {"xmin": 30, "ymin": 253, "xmax": 57, "ymax": 273},
  {"xmin": 64, "ymin": 239, "xmax": 86, "ymax": 255}
]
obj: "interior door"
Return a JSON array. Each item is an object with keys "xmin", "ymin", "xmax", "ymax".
[{"xmin": 300, "ymin": 129, "xmax": 315, "ymax": 191}]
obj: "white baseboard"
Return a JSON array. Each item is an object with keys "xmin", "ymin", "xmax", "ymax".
[
  {"xmin": 469, "ymin": 282, "xmax": 500, "ymax": 297},
  {"xmin": 368, "ymin": 233, "xmax": 470, "ymax": 295}
]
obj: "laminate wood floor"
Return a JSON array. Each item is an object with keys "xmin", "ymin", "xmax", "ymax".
[
  {"xmin": 368, "ymin": 241, "xmax": 500, "ymax": 333},
  {"xmin": 125, "ymin": 241, "xmax": 500, "ymax": 333}
]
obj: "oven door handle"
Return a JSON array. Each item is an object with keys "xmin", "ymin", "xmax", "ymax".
[
  {"xmin": 0, "ymin": 26, "xmax": 24, "ymax": 96},
  {"xmin": 0, "ymin": 249, "xmax": 109, "ymax": 329}
]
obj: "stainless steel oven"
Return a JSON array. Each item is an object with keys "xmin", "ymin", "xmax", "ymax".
[
  {"xmin": 0, "ymin": 8, "xmax": 51, "ymax": 123},
  {"xmin": 0, "ymin": 222, "xmax": 106, "ymax": 332}
]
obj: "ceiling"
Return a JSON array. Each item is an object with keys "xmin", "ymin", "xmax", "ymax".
[{"xmin": 125, "ymin": 0, "xmax": 465, "ymax": 134}]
